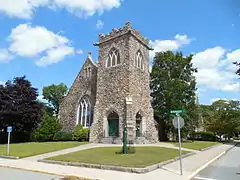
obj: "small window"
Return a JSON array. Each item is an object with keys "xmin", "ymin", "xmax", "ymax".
[
  {"xmin": 84, "ymin": 67, "xmax": 91, "ymax": 78},
  {"xmin": 135, "ymin": 50, "xmax": 144, "ymax": 69},
  {"xmin": 106, "ymin": 48, "xmax": 120, "ymax": 67}
]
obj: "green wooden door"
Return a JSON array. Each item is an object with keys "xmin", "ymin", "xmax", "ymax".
[
  {"xmin": 136, "ymin": 121, "xmax": 141, "ymax": 137},
  {"xmin": 108, "ymin": 118, "xmax": 119, "ymax": 137}
]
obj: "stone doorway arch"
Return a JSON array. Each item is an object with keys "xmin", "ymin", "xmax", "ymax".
[{"xmin": 107, "ymin": 111, "xmax": 119, "ymax": 137}]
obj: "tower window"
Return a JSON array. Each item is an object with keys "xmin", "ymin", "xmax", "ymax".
[
  {"xmin": 106, "ymin": 48, "xmax": 120, "ymax": 67},
  {"xmin": 135, "ymin": 50, "xmax": 144, "ymax": 69}
]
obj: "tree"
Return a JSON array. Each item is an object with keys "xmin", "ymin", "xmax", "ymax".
[
  {"xmin": 0, "ymin": 76, "xmax": 43, "ymax": 143},
  {"xmin": 42, "ymin": 83, "xmax": 68, "ymax": 115},
  {"xmin": 203, "ymin": 100, "xmax": 240, "ymax": 139},
  {"xmin": 150, "ymin": 51, "xmax": 198, "ymax": 140},
  {"xmin": 32, "ymin": 112, "xmax": 61, "ymax": 142}
]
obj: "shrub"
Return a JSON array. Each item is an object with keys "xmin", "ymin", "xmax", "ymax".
[
  {"xmin": 72, "ymin": 125, "xmax": 89, "ymax": 141},
  {"xmin": 32, "ymin": 113, "xmax": 61, "ymax": 142},
  {"xmin": 53, "ymin": 131, "xmax": 73, "ymax": 141},
  {"xmin": 192, "ymin": 131, "xmax": 216, "ymax": 141}
]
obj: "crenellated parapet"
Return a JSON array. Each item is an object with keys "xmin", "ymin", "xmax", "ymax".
[{"xmin": 93, "ymin": 21, "xmax": 152, "ymax": 50}]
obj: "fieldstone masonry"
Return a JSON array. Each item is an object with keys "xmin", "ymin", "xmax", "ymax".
[{"xmin": 59, "ymin": 22, "xmax": 159, "ymax": 144}]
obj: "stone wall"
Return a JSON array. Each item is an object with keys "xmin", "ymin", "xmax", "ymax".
[{"xmin": 59, "ymin": 56, "xmax": 97, "ymax": 132}]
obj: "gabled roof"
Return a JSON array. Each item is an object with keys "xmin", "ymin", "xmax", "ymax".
[{"xmin": 86, "ymin": 52, "xmax": 98, "ymax": 67}]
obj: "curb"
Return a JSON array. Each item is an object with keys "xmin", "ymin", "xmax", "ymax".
[
  {"xmin": 0, "ymin": 155, "xmax": 19, "ymax": 159},
  {"xmin": 187, "ymin": 142, "xmax": 239, "ymax": 179},
  {"xmin": 39, "ymin": 152, "xmax": 196, "ymax": 174}
]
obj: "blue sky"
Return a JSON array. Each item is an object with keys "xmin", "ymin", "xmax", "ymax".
[{"xmin": 0, "ymin": 0, "xmax": 239, "ymax": 105}]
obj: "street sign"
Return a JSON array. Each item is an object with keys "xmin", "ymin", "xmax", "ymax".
[
  {"xmin": 170, "ymin": 110, "xmax": 184, "ymax": 114},
  {"xmin": 7, "ymin": 126, "xmax": 12, "ymax": 156},
  {"xmin": 170, "ymin": 113, "xmax": 184, "ymax": 175},
  {"xmin": 172, "ymin": 116, "xmax": 185, "ymax": 129},
  {"xmin": 7, "ymin": 126, "xmax": 12, "ymax": 133}
]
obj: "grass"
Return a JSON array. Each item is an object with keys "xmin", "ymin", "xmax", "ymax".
[
  {"xmin": 0, "ymin": 141, "xmax": 87, "ymax": 158},
  {"xmin": 170, "ymin": 141, "xmax": 220, "ymax": 150},
  {"xmin": 48, "ymin": 146, "xmax": 189, "ymax": 168}
]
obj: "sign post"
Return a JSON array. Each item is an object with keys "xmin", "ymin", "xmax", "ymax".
[
  {"xmin": 7, "ymin": 126, "xmax": 12, "ymax": 156},
  {"xmin": 170, "ymin": 110, "xmax": 184, "ymax": 175}
]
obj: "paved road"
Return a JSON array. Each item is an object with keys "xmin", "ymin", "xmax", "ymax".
[
  {"xmin": 0, "ymin": 167, "xmax": 60, "ymax": 180},
  {"xmin": 192, "ymin": 144, "xmax": 240, "ymax": 180}
]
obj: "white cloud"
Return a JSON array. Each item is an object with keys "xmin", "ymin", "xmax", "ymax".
[
  {"xmin": 76, "ymin": 49, "xmax": 83, "ymax": 54},
  {"xmin": 8, "ymin": 23, "xmax": 69, "ymax": 57},
  {"xmin": 0, "ymin": 0, "xmax": 122, "ymax": 19},
  {"xmin": 149, "ymin": 34, "xmax": 193, "ymax": 58},
  {"xmin": 0, "ymin": 49, "xmax": 14, "ymax": 62},
  {"xmin": 0, "ymin": 80, "xmax": 5, "ymax": 85},
  {"xmin": 0, "ymin": 0, "xmax": 49, "ymax": 19},
  {"xmin": 7, "ymin": 23, "xmax": 74, "ymax": 66},
  {"xmin": 36, "ymin": 46, "xmax": 74, "ymax": 66},
  {"xmin": 96, "ymin": 20, "xmax": 104, "ymax": 29},
  {"xmin": 192, "ymin": 47, "xmax": 240, "ymax": 92}
]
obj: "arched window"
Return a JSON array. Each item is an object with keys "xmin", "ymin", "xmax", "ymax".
[
  {"xmin": 106, "ymin": 48, "xmax": 120, "ymax": 67},
  {"xmin": 135, "ymin": 50, "xmax": 143, "ymax": 69},
  {"xmin": 77, "ymin": 97, "xmax": 92, "ymax": 128}
]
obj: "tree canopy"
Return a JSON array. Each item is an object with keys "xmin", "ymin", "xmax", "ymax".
[
  {"xmin": 0, "ymin": 76, "xmax": 43, "ymax": 143},
  {"xmin": 202, "ymin": 100, "xmax": 240, "ymax": 138},
  {"xmin": 42, "ymin": 83, "xmax": 68, "ymax": 115},
  {"xmin": 150, "ymin": 51, "xmax": 199, "ymax": 140}
]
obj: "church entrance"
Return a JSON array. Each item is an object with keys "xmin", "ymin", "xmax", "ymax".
[{"xmin": 107, "ymin": 112, "xmax": 119, "ymax": 137}]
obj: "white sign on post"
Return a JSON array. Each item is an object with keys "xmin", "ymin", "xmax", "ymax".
[
  {"xmin": 170, "ymin": 110, "xmax": 185, "ymax": 176},
  {"xmin": 7, "ymin": 126, "xmax": 12, "ymax": 156}
]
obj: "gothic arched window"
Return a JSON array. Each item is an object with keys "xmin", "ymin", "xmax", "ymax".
[
  {"xmin": 135, "ymin": 50, "xmax": 143, "ymax": 69},
  {"xmin": 77, "ymin": 97, "xmax": 92, "ymax": 128},
  {"xmin": 106, "ymin": 48, "xmax": 120, "ymax": 67}
]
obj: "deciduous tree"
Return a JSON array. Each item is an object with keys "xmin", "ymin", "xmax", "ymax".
[
  {"xmin": 0, "ymin": 76, "xmax": 43, "ymax": 143},
  {"xmin": 42, "ymin": 83, "xmax": 68, "ymax": 115},
  {"xmin": 150, "ymin": 51, "xmax": 198, "ymax": 140}
]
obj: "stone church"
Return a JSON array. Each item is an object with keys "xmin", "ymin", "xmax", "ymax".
[{"xmin": 59, "ymin": 22, "xmax": 158, "ymax": 144}]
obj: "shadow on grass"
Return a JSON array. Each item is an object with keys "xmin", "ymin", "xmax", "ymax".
[{"xmin": 115, "ymin": 146, "xmax": 136, "ymax": 154}]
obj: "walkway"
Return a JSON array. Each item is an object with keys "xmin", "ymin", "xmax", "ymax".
[
  {"xmin": 0, "ymin": 143, "xmax": 234, "ymax": 180},
  {"xmin": 23, "ymin": 142, "xmax": 198, "ymax": 161}
]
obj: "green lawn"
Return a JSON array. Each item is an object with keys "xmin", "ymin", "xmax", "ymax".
[
  {"xmin": 0, "ymin": 141, "xmax": 87, "ymax": 158},
  {"xmin": 171, "ymin": 141, "xmax": 220, "ymax": 150},
  {"xmin": 48, "ymin": 147, "xmax": 189, "ymax": 168}
]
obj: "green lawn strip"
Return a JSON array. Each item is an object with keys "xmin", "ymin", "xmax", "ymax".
[
  {"xmin": 48, "ymin": 147, "xmax": 189, "ymax": 168},
  {"xmin": 0, "ymin": 141, "xmax": 87, "ymax": 158},
  {"xmin": 170, "ymin": 141, "xmax": 220, "ymax": 150}
]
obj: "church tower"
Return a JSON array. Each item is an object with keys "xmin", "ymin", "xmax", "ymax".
[{"xmin": 89, "ymin": 22, "xmax": 158, "ymax": 143}]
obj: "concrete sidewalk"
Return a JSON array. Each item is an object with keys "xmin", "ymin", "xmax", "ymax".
[
  {"xmin": 23, "ymin": 142, "xmax": 198, "ymax": 161},
  {"xmin": 0, "ymin": 143, "xmax": 235, "ymax": 180}
]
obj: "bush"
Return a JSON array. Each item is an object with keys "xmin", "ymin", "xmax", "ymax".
[
  {"xmin": 32, "ymin": 113, "xmax": 61, "ymax": 142},
  {"xmin": 72, "ymin": 125, "xmax": 89, "ymax": 141},
  {"xmin": 192, "ymin": 131, "xmax": 216, "ymax": 141},
  {"xmin": 53, "ymin": 131, "xmax": 73, "ymax": 141}
]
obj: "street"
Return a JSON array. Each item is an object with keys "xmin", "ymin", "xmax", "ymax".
[
  {"xmin": 192, "ymin": 144, "xmax": 240, "ymax": 180},
  {"xmin": 0, "ymin": 166, "xmax": 60, "ymax": 180}
]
